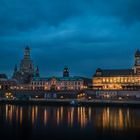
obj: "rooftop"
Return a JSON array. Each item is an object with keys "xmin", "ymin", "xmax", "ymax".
[
  {"xmin": 32, "ymin": 76, "xmax": 91, "ymax": 81},
  {"xmin": 135, "ymin": 49, "xmax": 140, "ymax": 57},
  {"xmin": 94, "ymin": 69, "xmax": 134, "ymax": 77},
  {"xmin": 0, "ymin": 74, "xmax": 8, "ymax": 79}
]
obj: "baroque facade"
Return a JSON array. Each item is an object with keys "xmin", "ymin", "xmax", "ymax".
[
  {"xmin": 31, "ymin": 67, "xmax": 91, "ymax": 91},
  {"xmin": 93, "ymin": 50, "xmax": 140, "ymax": 90},
  {"xmin": 12, "ymin": 46, "xmax": 39, "ymax": 84}
]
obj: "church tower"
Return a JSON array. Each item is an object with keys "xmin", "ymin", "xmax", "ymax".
[
  {"xmin": 134, "ymin": 49, "xmax": 140, "ymax": 74},
  {"xmin": 14, "ymin": 64, "xmax": 18, "ymax": 73},
  {"xmin": 12, "ymin": 64, "xmax": 18, "ymax": 79},
  {"xmin": 20, "ymin": 46, "xmax": 34, "ymax": 74},
  {"xmin": 35, "ymin": 66, "xmax": 40, "ymax": 77},
  {"xmin": 24, "ymin": 46, "xmax": 30, "ymax": 59},
  {"xmin": 12, "ymin": 46, "xmax": 37, "ymax": 84},
  {"xmin": 63, "ymin": 67, "xmax": 69, "ymax": 77}
]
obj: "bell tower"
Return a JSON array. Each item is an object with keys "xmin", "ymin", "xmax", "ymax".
[{"xmin": 134, "ymin": 49, "xmax": 140, "ymax": 74}]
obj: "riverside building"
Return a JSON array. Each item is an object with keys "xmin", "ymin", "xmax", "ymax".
[
  {"xmin": 93, "ymin": 50, "xmax": 140, "ymax": 90},
  {"xmin": 0, "ymin": 74, "xmax": 17, "ymax": 90},
  {"xmin": 12, "ymin": 46, "xmax": 39, "ymax": 84},
  {"xmin": 31, "ymin": 67, "xmax": 92, "ymax": 91}
]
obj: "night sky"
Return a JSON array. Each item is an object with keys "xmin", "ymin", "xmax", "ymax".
[{"xmin": 0, "ymin": 0, "xmax": 140, "ymax": 78}]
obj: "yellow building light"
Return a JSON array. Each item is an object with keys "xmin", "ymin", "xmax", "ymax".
[
  {"xmin": 88, "ymin": 96, "xmax": 92, "ymax": 100},
  {"xmin": 103, "ymin": 78, "xmax": 105, "ymax": 82},
  {"xmin": 106, "ymin": 95, "xmax": 110, "ymax": 98},
  {"xmin": 60, "ymin": 96, "xmax": 64, "ymax": 99},
  {"xmin": 44, "ymin": 86, "xmax": 48, "ymax": 90}
]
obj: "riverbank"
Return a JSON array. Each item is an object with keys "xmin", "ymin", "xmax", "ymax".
[{"xmin": 0, "ymin": 99, "xmax": 140, "ymax": 107}]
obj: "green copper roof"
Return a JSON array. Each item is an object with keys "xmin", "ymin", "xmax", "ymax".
[{"xmin": 32, "ymin": 76, "xmax": 88, "ymax": 81}]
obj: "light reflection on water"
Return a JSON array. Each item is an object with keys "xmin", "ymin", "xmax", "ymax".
[
  {"xmin": 1, "ymin": 105, "xmax": 140, "ymax": 140},
  {"xmin": 2, "ymin": 105, "xmax": 140, "ymax": 131}
]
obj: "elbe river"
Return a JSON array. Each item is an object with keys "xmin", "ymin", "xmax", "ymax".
[{"xmin": 0, "ymin": 105, "xmax": 140, "ymax": 140}]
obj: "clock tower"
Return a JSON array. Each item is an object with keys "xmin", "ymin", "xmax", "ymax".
[{"xmin": 134, "ymin": 49, "xmax": 140, "ymax": 74}]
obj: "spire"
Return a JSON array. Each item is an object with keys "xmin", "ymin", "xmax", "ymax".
[
  {"xmin": 35, "ymin": 66, "xmax": 40, "ymax": 77},
  {"xmin": 24, "ymin": 46, "xmax": 30, "ymax": 59},
  {"xmin": 14, "ymin": 64, "xmax": 17, "ymax": 72}
]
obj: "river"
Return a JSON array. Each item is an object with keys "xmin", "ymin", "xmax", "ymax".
[{"xmin": 0, "ymin": 105, "xmax": 140, "ymax": 140}]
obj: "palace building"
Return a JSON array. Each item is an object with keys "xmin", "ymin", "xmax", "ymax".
[
  {"xmin": 93, "ymin": 50, "xmax": 140, "ymax": 90},
  {"xmin": 12, "ymin": 46, "xmax": 39, "ymax": 84},
  {"xmin": 31, "ymin": 67, "xmax": 92, "ymax": 91}
]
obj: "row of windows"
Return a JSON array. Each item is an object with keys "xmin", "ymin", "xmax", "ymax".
[
  {"xmin": 102, "ymin": 78, "xmax": 139, "ymax": 83},
  {"xmin": 32, "ymin": 82, "xmax": 45, "ymax": 85},
  {"xmin": 103, "ymin": 85, "xmax": 122, "ymax": 89},
  {"xmin": 33, "ymin": 85, "xmax": 82, "ymax": 88},
  {"xmin": 33, "ymin": 86, "xmax": 82, "ymax": 90},
  {"xmin": 32, "ymin": 81, "xmax": 83, "ymax": 86},
  {"xmin": 94, "ymin": 77, "xmax": 139, "ymax": 84}
]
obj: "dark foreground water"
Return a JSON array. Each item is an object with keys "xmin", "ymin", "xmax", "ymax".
[{"xmin": 0, "ymin": 105, "xmax": 140, "ymax": 140}]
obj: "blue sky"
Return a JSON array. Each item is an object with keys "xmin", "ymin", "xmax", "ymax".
[{"xmin": 0, "ymin": 0, "xmax": 140, "ymax": 78}]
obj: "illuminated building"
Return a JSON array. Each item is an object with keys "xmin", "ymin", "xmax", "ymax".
[
  {"xmin": 93, "ymin": 50, "xmax": 140, "ymax": 90},
  {"xmin": 0, "ymin": 74, "xmax": 17, "ymax": 90},
  {"xmin": 31, "ymin": 67, "xmax": 91, "ymax": 91},
  {"xmin": 12, "ymin": 46, "xmax": 39, "ymax": 84}
]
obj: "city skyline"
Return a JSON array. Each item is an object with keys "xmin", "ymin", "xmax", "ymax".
[
  {"xmin": 0, "ymin": 0, "xmax": 140, "ymax": 77},
  {"xmin": 0, "ymin": 1, "xmax": 140, "ymax": 140},
  {"xmin": 0, "ymin": 46, "xmax": 138, "ymax": 79}
]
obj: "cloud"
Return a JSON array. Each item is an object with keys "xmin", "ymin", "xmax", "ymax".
[{"xmin": 1, "ymin": 0, "xmax": 140, "ymax": 35}]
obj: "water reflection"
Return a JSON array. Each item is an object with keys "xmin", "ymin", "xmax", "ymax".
[
  {"xmin": 20, "ymin": 107, "xmax": 22, "ymax": 126},
  {"xmin": 78, "ymin": 107, "xmax": 88, "ymax": 128},
  {"xmin": 1, "ymin": 105, "xmax": 140, "ymax": 131},
  {"xmin": 44, "ymin": 108, "xmax": 47, "ymax": 126},
  {"xmin": 68, "ymin": 107, "xmax": 74, "ymax": 127}
]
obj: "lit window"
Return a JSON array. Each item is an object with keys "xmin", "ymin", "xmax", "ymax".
[{"xmin": 106, "ymin": 79, "xmax": 109, "ymax": 82}]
